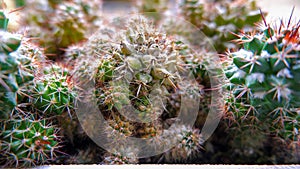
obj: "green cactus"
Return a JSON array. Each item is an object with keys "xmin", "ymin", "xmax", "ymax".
[
  {"xmin": 0, "ymin": 31, "xmax": 40, "ymax": 119},
  {"xmin": 78, "ymin": 16, "xmax": 205, "ymax": 119},
  {"xmin": 178, "ymin": 0, "xmax": 263, "ymax": 53},
  {"xmin": 0, "ymin": 115, "xmax": 61, "ymax": 167},
  {"xmin": 223, "ymin": 12, "xmax": 300, "ymax": 163},
  {"xmin": 0, "ymin": 31, "xmax": 21, "ymax": 54},
  {"xmin": 0, "ymin": 11, "xmax": 9, "ymax": 30},
  {"xmin": 29, "ymin": 64, "xmax": 76, "ymax": 116}
]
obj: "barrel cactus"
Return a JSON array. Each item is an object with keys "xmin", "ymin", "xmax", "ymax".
[
  {"xmin": 29, "ymin": 64, "xmax": 76, "ymax": 116},
  {"xmin": 224, "ymin": 12, "xmax": 300, "ymax": 162},
  {"xmin": 0, "ymin": 115, "xmax": 61, "ymax": 167}
]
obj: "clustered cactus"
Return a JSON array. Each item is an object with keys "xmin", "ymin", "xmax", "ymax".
[
  {"xmin": 101, "ymin": 146, "xmax": 139, "ymax": 164},
  {"xmin": 178, "ymin": 0, "xmax": 262, "ymax": 53},
  {"xmin": 223, "ymin": 12, "xmax": 300, "ymax": 162},
  {"xmin": 74, "ymin": 15, "xmax": 210, "ymax": 162},
  {"xmin": 0, "ymin": 7, "xmax": 74, "ymax": 167},
  {"xmin": 1, "ymin": 0, "xmax": 300, "ymax": 166}
]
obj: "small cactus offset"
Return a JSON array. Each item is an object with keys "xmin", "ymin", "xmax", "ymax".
[
  {"xmin": 162, "ymin": 124, "xmax": 203, "ymax": 162},
  {"xmin": 224, "ymin": 11, "xmax": 300, "ymax": 162},
  {"xmin": 178, "ymin": 0, "xmax": 263, "ymax": 53},
  {"xmin": 29, "ymin": 64, "xmax": 76, "ymax": 116},
  {"xmin": 101, "ymin": 146, "xmax": 139, "ymax": 164},
  {"xmin": 0, "ymin": 115, "xmax": 61, "ymax": 167}
]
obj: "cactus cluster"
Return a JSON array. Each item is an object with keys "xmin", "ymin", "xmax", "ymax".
[
  {"xmin": 0, "ymin": 7, "xmax": 73, "ymax": 167},
  {"xmin": 223, "ymin": 12, "xmax": 300, "ymax": 162},
  {"xmin": 178, "ymin": 0, "xmax": 262, "ymax": 53},
  {"xmin": 74, "ymin": 15, "xmax": 210, "ymax": 162},
  {"xmin": 1, "ymin": 0, "xmax": 300, "ymax": 166}
]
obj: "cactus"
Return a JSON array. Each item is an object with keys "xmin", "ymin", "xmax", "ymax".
[
  {"xmin": 162, "ymin": 124, "xmax": 203, "ymax": 162},
  {"xmin": 74, "ymin": 15, "xmax": 209, "ymax": 161},
  {"xmin": 63, "ymin": 45, "xmax": 84, "ymax": 67},
  {"xmin": 223, "ymin": 11, "xmax": 300, "ymax": 162},
  {"xmin": 101, "ymin": 146, "xmax": 139, "ymax": 164},
  {"xmin": 0, "ymin": 31, "xmax": 40, "ymax": 119},
  {"xmin": 0, "ymin": 11, "xmax": 9, "ymax": 30},
  {"xmin": 178, "ymin": 0, "xmax": 263, "ymax": 53},
  {"xmin": 29, "ymin": 64, "xmax": 76, "ymax": 116},
  {"xmin": 0, "ymin": 115, "xmax": 61, "ymax": 167}
]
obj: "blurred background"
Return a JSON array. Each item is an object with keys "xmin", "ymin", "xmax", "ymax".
[
  {"xmin": 4, "ymin": 0, "xmax": 300, "ymax": 28},
  {"xmin": 101, "ymin": 0, "xmax": 300, "ymax": 19}
]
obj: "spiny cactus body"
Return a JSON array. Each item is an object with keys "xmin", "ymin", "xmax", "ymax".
[
  {"xmin": 0, "ymin": 31, "xmax": 40, "ymax": 119},
  {"xmin": 29, "ymin": 64, "xmax": 76, "ymax": 116},
  {"xmin": 101, "ymin": 146, "xmax": 139, "ymax": 164},
  {"xmin": 225, "ymin": 15, "xmax": 300, "ymax": 141},
  {"xmin": 74, "ymin": 16, "xmax": 209, "ymax": 161},
  {"xmin": 0, "ymin": 115, "xmax": 61, "ymax": 167},
  {"xmin": 162, "ymin": 125, "xmax": 203, "ymax": 162}
]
